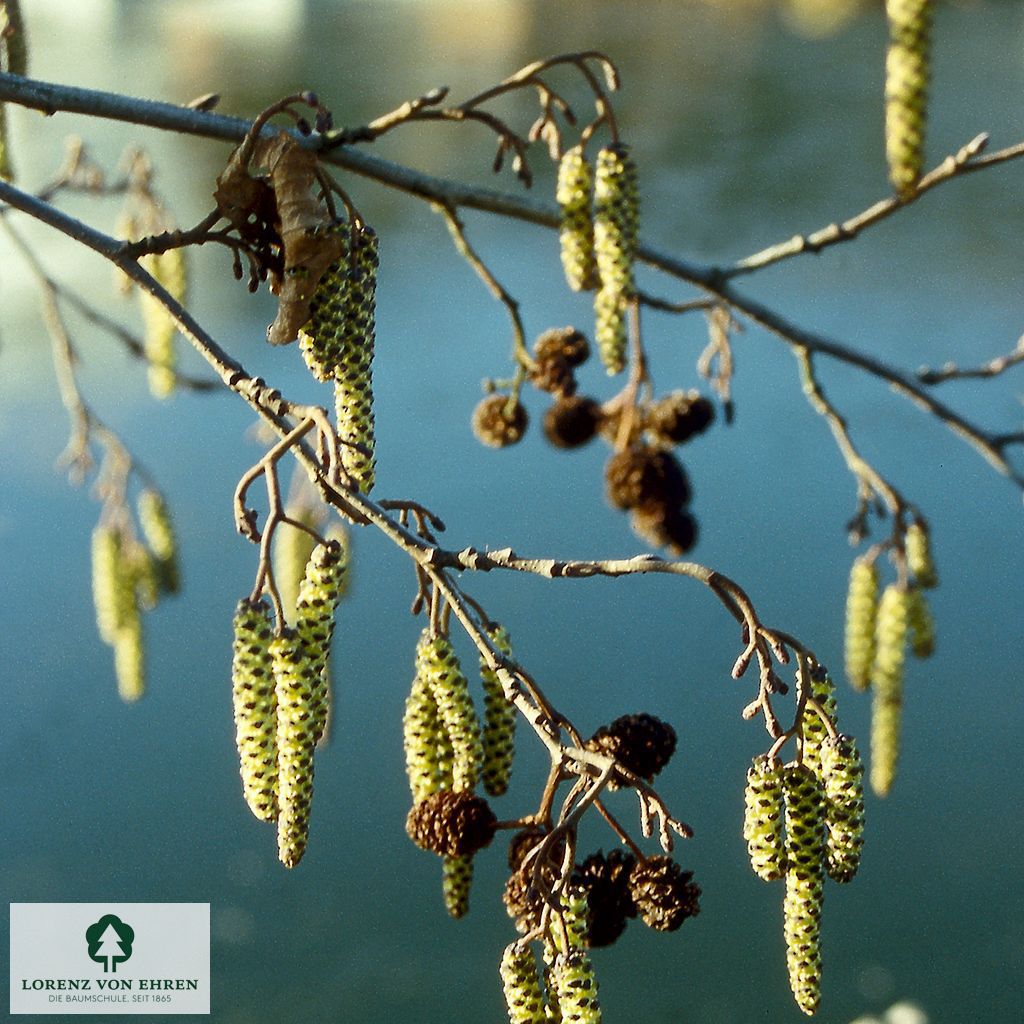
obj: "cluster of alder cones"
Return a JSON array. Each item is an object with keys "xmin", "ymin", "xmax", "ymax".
[{"xmin": 472, "ymin": 327, "xmax": 714, "ymax": 555}]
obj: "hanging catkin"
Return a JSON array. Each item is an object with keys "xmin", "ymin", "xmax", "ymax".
[
  {"xmin": 480, "ymin": 624, "xmax": 516, "ymax": 797},
  {"xmin": 272, "ymin": 628, "xmax": 319, "ymax": 867},
  {"xmin": 231, "ymin": 598, "xmax": 278, "ymax": 821},
  {"xmin": 844, "ymin": 557, "xmax": 879, "ymax": 691},
  {"xmin": 822, "ymin": 734, "xmax": 865, "ymax": 884},
  {"xmin": 417, "ymin": 630, "xmax": 482, "ymax": 793},
  {"xmin": 743, "ymin": 755, "xmax": 786, "ymax": 882},
  {"xmin": 499, "ymin": 942, "xmax": 546, "ymax": 1024},
  {"xmin": 334, "ymin": 224, "xmax": 377, "ymax": 493},
  {"xmin": 551, "ymin": 951, "xmax": 602, "ymax": 1024},
  {"xmin": 905, "ymin": 520, "xmax": 938, "ymax": 588},
  {"xmin": 556, "ymin": 147, "xmax": 597, "ymax": 292},
  {"xmin": 298, "ymin": 225, "xmax": 350, "ymax": 382},
  {"xmin": 442, "ymin": 853, "xmax": 474, "ymax": 918},
  {"xmin": 782, "ymin": 763, "xmax": 825, "ymax": 1016},
  {"xmin": 906, "ymin": 585, "xmax": 935, "ymax": 658},
  {"xmin": 294, "ymin": 539, "xmax": 347, "ymax": 743},
  {"xmin": 139, "ymin": 247, "xmax": 187, "ymax": 400},
  {"xmin": 137, "ymin": 488, "xmax": 179, "ymax": 594},
  {"xmin": 801, "ymin": 664, "xmax": 836, "ymax": 780},
  {"xmin": 403, "ymin": 673, "xmax": 445, "ymax": 802},
  {"xmin": 884, "ymin": 0, "xmax": 932, "ymax": 197},
  {"xmin": 870, "ymin": 584, "xmax": 910, "ymax": 797}
]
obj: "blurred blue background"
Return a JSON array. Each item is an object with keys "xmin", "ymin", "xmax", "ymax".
[{"xmin": 2, "ymin": 2, "xmax": 1023, "ymax": 1022}]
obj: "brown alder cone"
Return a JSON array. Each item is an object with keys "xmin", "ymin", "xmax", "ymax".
[{"xmin": 405, "ymin": 790, "xmax": 497, "ymax": 857}]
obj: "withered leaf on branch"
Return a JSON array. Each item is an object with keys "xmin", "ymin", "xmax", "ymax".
[{"xmin": 214, "ymin": 130, "xmax": 345, "ymax": 345}]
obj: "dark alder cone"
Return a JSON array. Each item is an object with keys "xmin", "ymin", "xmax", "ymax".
[
  {"xmin": 472, "ymin": 394, "xmax": 529, "ymax": 448},
  {"xmin": 586, "ymin": 713, "xmax": 677, "ymax": 785},
  {"xmin": 605, "ymin": 445, "xmax": 691, "ymax": 511},
  {"xmin": 405, "ymin": 790, "xmax": 497, "ymax": 858},
  {"xmin": 571, "ymin": 849, "xmax": 638, "ymax": 948},
  {"xmin": 647, "ymin": 390, "xmax": 715, "ymax": 446},
  {"xmin": 508, "ymin": 825, "xmax": 549, "ymax": 872},
  {"xmin": 502, "ymin": 870, "xmax": 543, "ymax": 933},
  {"xmin": 535, "ymin": 326, "xmax": 591, "ymax": 368},
  {"xmin": 530, "ymin": 351, "xmax": 577, "ymax": 397},
  {"xmin": 628, "ymin": 855, "xmax": 701, "ymax": 932},
  {"xmin": 544, "ymin": 396, "xmax": 602, "ymax": 450},
  {"xmin": 630, "ymin": 503, "xmax": 699, "ymax": 556}
]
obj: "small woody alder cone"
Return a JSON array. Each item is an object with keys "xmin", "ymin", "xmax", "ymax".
[
  {"xmin": 885, "ymin": 0, "xmax": 932, "ymax": 198},
  {"xmin": 544, "ymin": 396, "xmax": 602, "ymax": 449},
  {"xmin": 629, "ymin": 502, "xmax": 699, "ymax": 556},
  {"xmin": 472, "ymin": 394, "xmax": 529, "ymax": 448},
  {"xmin": 405, "ymin": 790, "xmax": 497, "ymax": 858},
  {"xmin": 586, "ymin": 713, "xmax": 677, "ymax": 786},
  {"xmin": 627, "ymin": 856, "xmax": 701, "ymax": 932},
  {"xmin": 647, "ymin": 390, "xmax": 715, "ymax": 446},
  {"xmin": 571, "ymin": 850, "xmax": 638, "ymax": 948},
  {"xmin": 605, "ymin": 445, "xmax": 691, "ymax": 512},
  {"xmin": 535, "ymin": 327, "xmax": 591, "ymax": 369}
]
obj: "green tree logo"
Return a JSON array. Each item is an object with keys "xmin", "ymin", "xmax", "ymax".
[{"xmin": 85, "ymin": 914, "xmax": 135, "ymax": 973}]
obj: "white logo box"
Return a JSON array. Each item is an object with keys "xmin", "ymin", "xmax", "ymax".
[{"xmin": 10, "ymin": 903, "xmax": 210, "ymax": 1015}]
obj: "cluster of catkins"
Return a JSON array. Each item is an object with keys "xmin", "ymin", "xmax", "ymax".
[
  {"xmin": 91, "ymin": 489, "xmax": 179, "ymax": 702},
  {"xmin": 844, "ymin": 520, "xmax": 937, "ymax": 797},
  {"xmin": 296, "ymin": 220, "xmax": 379, "ymax": 493},
  {"xmin": 556, "ymin": 142, "xmax": 639, "ymax": 375},
  {"xmin": 885, "ymin": 0, "xmax": 932, "ymax": 197},
  {"xmin": 230, "ymin": 538, "xmax": 347, "ymax": 867},
  {"xmin": 472, "ymin": 325, "xmax": 714, "ymax": 556},
  {"xmin": 402, "ymin": 625, "xmax": 515, "ymax": 917},
  {"xmin": 742, "ymin": 668, "xmax": 865, "ymax": 1016}
]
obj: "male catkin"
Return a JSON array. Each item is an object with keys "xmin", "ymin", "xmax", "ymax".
[
  {"xmin": 272, "ymin": 628, "xmax": 319, "ymax": 867},
  {"xmin": 499, "ymin": 942, "xmax": 546, "ymax": 1024},
  {"xmin": 556, "ymin": 147, "xmax": 597, "ymax": 292},
  {"xmin": 822, "ymin": 734, "xmax": 865, "ymax": 884},
  {"xmin": 139, "ymin": 247, "xmax": 187, "ymax": 400},
  {"xmin": 870, "ymin": 584, "xmax": 910, "ymax": 796},
  {"xmin": 551, "ymin": 951, "xmax": 602, "ymax": 1024},
  {"xmin": 480, "ymin": 624, "xmax": 516, "ymax": 797},
  {"xmin": 417, "ymin": 631, "xmax": 483, "ymax": 794},
  {"xmin": 844, "ymin": 557, "xmax": 879, "ymax": 691},
  {"xmin": 782, "ymin": 763, "xmax": 825, "ymax": 1016},
  {"xmin": 231, "ymin": 598, "xmax": 278, "ymax": 821},
  {"xmin": 442, "ymin": 853, "xmax": 473, "ymax": 918},
  {"xmin": 137, "ymin": 488, "xmax": 179, "ymax": 594},
  {"xmin": 298, "ymin": 226, "xmax": 350, "ymax": 382},
  {"xmin": 885, "ymin": 0, "xmax": 932, "ymax": 197},
  {"xmin": 333, "ymin": 225, "xmax": 378, "ymax": 493},
  {"xmin": 743, "ymin": 755, "xmax": 786, "ymax": 882}
]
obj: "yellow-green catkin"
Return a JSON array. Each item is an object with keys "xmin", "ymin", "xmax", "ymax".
[
  {"xmin": 802, "ymin": 664, "xmax": 837, "ymax": 780},
  {"xmin": 231, "ymin": 598, "xmax": 278, "ymax": 822},
  {"xmin": 905, "ymin": 520, "xmax": 938, "ymax": 588},
  {"xmin": 334, "ymin": 225, "xmax": 377, "ymax": 493},
  {"xmin": 870, "ymin": 584, "xmax": 910, "ymax": 797},
  {"xmin": 442, "ymin": 853, "xmax": 473, "ymax": 918},
  {"xmin": 500, "ymin": 942, "xmax": 546, "ymax": 1024},
  {"xmin": 556, "ymin": 147, "xmax": 597, "ymax": 292},
  {"xmin": 139, "ymin": 247, "xmax": 187, "ymax": 399},
  {"xmin": 137, "ymin": 488, "xmax": 179, "ymax": 594},
  {"xmin": 593, "ymin": 285, "xmax": 628, "ymax": 376},
  {"xmin": 127, "ymin": 540, "xmax": 160, "ymax": 612},
  {"xmin": 92, "ymin": 524, "xmax": 129, "ymax": 645},
  {"xmin": 113, "ymin": 614, "xmax": 145, "ymax": 703},
  {"xmin": 550, "ymin": 885, "xmax": 589, "ymax": 956},
  {"xmin": 273, "ymin": 517, "xmax": 319, "ymax": 626},
  {"xmin": 743, "ymin": 755, "xmax": 786, "ymax": 882},
  {"xmin": 417, "ymin": 631, "xmax": 482, "ymax": 793},
  {"xmin": 592, "ymin": 144, "xmax": 638, "ymax": 377},
  {"xmin": 480, "ymin": 624, "xmax": 516, "ymax": 797},
  {"xmin": 822, "ymin": 734, "xmax": 865, "ymax": 884},
  {"xmin": 294, "ymin": 540, "xmax": 346, "ymax": 744},
  {"xmin": 403, "ymin": 674, "xmax": 445, "ymax": 802},
  {"xmin": 844, "ymin": 557, "xmax": 879, "ymax": 691},
  {"xmin": 272, "ymin": 628, "xmax": 319, "ymax": 867},
  {"xmin": 906, "ymin": 586, "xmax": 935, "ymax": 659},
  {"xmin": 298, "ymin": 226, "xmax": 350, "ymax": 382},
  {"xmin": 885, "ymin": 0, "xmax": 932, "ymax": 198},
  {"xmin": 782, "ymin": 762, "xmax": 825, "ymax": 1017},
  {"xmin": 551, "ymin": 951, "xmax": 602, "ymax": 1024}
]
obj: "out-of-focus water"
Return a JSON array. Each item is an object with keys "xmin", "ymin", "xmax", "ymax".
[{"xmin": 2, "ymin": 3, "xmax": 1023, "ymax": 1023}]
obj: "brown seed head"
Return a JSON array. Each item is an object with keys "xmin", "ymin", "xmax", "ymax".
[
  {"xmin": 586, "ymin": 712, "xmax": 677, "ymax": 783},
  {"xmin": 472, "ymin": 394, "xmax": 529, "ymax": 448},
  {"xmin": 544, "ymin": 396, "xmax": 602, "ymax": 449},
  {"xmin": 604, "ymin": 445, "xmax": 691, "ymax": 511},
  {"xmin": 628, "ymin": 855, "xmax": 701, "ymax": 931},
  {"xmin": 405, "ymin": 790, "xmax": 497, "ymax": 857}
]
